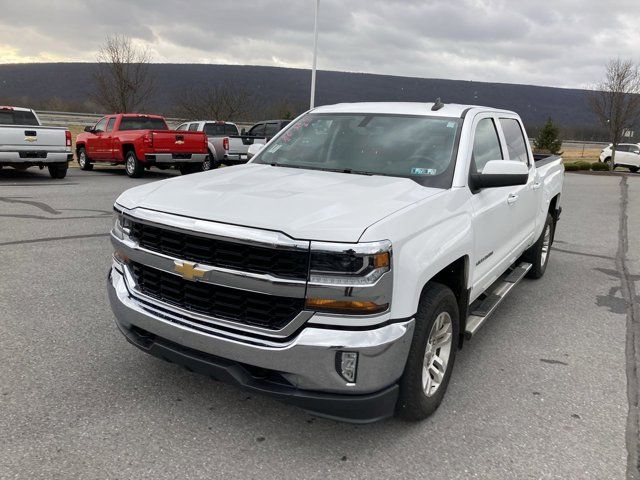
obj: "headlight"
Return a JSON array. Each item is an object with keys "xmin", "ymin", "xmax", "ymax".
[
  {"xmin": 112, "ymin": 209, "xmax": 132, "ymax": 240},
  {"xmin": 309, "ymin": 240, "xmax": 391, "ymax": 286},
  {"xmin": 306, "ymin": 240, "xmax": 392, "ymax": 315}
]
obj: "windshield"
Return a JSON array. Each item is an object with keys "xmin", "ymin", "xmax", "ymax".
[
  {"xmin": 253, "ymin": 113, "xmax": 461, "ymax": 187},
  {"xmin": 119, "ymin": 117, "xmax": 168, "ymax": 131}
]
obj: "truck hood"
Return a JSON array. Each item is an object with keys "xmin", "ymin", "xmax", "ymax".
[{"xmin": 115, "ymin": 163, "xmax": 442, "ymax": 242}]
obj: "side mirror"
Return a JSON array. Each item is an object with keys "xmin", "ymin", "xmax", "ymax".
[
  {"xmin": 247, "ymin": 143, "xmax": 264, "ymax": 159},
  {"xmin": 84, "ymin": 126, "xmax": 94, "ymax": 133},
  {"xmin": 470, "ymin": 160, "xmax": 528, "ymax": 190}
]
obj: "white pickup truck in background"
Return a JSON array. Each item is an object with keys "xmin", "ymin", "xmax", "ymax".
[
  {"xmin": 108, "ymin": 102, "xmax": 563, "ymax": 422},
  {"xmin": 0, "ymin": 106, "xmax": 72, "ymax": 178}
]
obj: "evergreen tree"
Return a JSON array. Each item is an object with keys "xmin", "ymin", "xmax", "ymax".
[{"xmin": 534, "ymin": 118, "xmax": 563, "ymax": 154}]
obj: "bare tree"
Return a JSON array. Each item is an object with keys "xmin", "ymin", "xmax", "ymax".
[
  {"xmin": 175, "ymin": 83, "xmax": 252, "ymax": 121},
  {"xmin": 91, "ymin": 35, "xmax": 155, "ymax": 113},
  {"xmin": 588, "ymin": 58, "xmax": 640, "ymax": 169}
]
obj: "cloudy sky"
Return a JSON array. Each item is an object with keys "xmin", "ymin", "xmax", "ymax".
[{"xmin": 0, "ymin": 0, "xmax": 638, "ymax": 89}]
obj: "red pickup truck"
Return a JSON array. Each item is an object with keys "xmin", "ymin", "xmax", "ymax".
[{"xmin": 75, "ymin": 114, "xmax": 208, "ymax": 177}]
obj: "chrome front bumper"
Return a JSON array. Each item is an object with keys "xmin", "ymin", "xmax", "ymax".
[{"xmin": 108, "ymin": 265, "xmax": 414, "ymax": 395}]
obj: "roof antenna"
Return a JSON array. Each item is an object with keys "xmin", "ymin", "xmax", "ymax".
[{"xmin": 431, "ymin": 98, "xmax": 444, "ymax": 111}]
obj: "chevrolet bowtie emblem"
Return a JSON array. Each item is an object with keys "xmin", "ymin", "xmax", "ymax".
[
  {"xmin": 175, "ymin": 140, "xmax": 184, "ymax": 145},
  {"xmin": 174, "ymin": 260, "xmax": 206, "ymax": 281},
  {"xmin": 24, "ymin": 137, "xmax": 37, "ymax": 142}
]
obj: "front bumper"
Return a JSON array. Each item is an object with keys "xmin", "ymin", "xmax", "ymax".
[
  {"xmin": 145, "ymin": 153, "xmax": 208, "ymax": 163},
  {"xmin": 107, "ymin": 265, "xmax": 414, "ymax": 422}
]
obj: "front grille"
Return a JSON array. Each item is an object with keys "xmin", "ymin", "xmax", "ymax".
[
  {"xmin": 130, "ymin": 222, "xmax": 309, "ymax": 280},
  {"xmin": 130, "ymin": 262, "xmax": 304, "ymax": 330}
]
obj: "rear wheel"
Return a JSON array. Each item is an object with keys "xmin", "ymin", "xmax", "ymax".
[
  {"xmin": 48, "ymin": 163, "xmax": 68, "ymax": 179},
  {"xmin": 125, "ymin": 151, "xmax": 144, "ymax": 178},
  {"xmin": 77, "ymin": 147, "xmax": 93, "ymax": 171},
  {"xmin": 396, "ymin": 283, "xmax": 459, "ymax": 421},
  {"xmin": 201, "ymin": 152, "xmax": 217, "ymax": 171},
  {"xmin": 523, "ymin": 213, "xmax": 554, "ymax": 279}
]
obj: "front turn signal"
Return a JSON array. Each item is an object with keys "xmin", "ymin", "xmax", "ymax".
[{"xmin": 305, "ymin": 298, "xmax": 388, "ymax": 315}]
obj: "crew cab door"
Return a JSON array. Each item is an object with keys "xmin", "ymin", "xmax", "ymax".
[
  {"xmin": 469, "ymin": 114, "xmax": 532, "ymax": 296},
  {"xmin": 86, "ymin": 117, "xmax": 108, "ymax": 159},
  {"xmin": 496, "ymin": 116, "xmax": 538, "ymax": 247},
  {"xmin": 99, "ymin": 117, "xmax": 117, "ymax": 160}
]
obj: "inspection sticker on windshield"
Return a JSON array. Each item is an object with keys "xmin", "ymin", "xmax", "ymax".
[
  {"xmin": 268, "ymin": 144, "xmax": 283, "ymax": 153},
  {"xmin": 447, "ymin": 122, "xmax": 456, "ymax": 128},
  {"xmin": 412, "ymin": 167, "xmax": 437, "ymax": 175}
]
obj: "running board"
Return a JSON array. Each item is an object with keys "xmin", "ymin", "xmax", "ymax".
[{"xmin": 464, "ymin": 262, "xmax": 532, "ymax": 339}]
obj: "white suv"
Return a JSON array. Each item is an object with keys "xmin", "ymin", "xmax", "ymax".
[{"xmin": 599, "ymin": 143, "xmax": 640, "ymax": 172}]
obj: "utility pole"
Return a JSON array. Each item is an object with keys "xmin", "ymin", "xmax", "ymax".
[{"xmin": 310, "ymin": 0, "xmax": 319, "ymax": 109}]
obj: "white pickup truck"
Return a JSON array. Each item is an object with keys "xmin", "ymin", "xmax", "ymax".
[
  {"xmin": 0, "ymin": 106, "xmax": 72, "ymax": 178},
  {"xmin": 108, "ymin": 102, "xmax": 564, "ymax": 422}
]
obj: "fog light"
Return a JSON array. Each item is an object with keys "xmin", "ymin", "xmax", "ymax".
[{"xmin": 336, "ymin": 351, "xmax": 358, "ymax": 383}]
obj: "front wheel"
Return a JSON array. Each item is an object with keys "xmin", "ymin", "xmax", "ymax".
[
  {"xmin": 125, "ymin": 151, "xmax": 144, "ymax": 178},
  {"xmin": 629, "ymin": 166, "xmax": 639, "ymax": 173},
  {"xmin": 48, "ymin": 163, "xmax": 68, "ymax": 179},
  {"xmin": 396, "ymin": 283, "xmax": 459, "ymax": 421}
]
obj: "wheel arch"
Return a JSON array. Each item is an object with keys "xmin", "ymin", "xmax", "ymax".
[{"xmin": 418, "ymin": 256, "xmax": 470, "ymax": 348}]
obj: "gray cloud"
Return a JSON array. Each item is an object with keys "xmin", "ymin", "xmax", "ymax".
[{"xmin": 0, "ymin": 0, "xmax": 638, "ymax": 88}]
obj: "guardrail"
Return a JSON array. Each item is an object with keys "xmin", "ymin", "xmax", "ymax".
[{"xmin": 35, "ymin": 110, "xmax": 253, "ymax": 131}]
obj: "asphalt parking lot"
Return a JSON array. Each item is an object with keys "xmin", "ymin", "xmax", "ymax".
[{"xmin": 1, "ymin": 167, "xmax": 639, "ymax": 479}]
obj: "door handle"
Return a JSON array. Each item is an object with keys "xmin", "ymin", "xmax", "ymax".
[
  {"xmin": 507, "ymin": 193, "xmax": 519, "ymax": 205},
  {"xmin": 533, "ymin": 181, "xmax": 542, "ymax": 190}
]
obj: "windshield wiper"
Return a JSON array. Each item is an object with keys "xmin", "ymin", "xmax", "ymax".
[{"xmin": 268, "ymin": 163, "xmax": 375, "ymax": 176}]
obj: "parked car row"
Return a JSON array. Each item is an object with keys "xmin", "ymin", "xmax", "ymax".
[{"xmin": 0, "ymin": 105, "xmax": 291, "ymax": 179}]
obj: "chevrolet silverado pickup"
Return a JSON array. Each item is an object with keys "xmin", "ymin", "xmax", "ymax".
[
  {"xmin": 0, "ymin": 106, "xmax": 72, "ymax": 178},
  {"xmin": 108, "ymin": 102, "xmax": 564, "ymax": 422},
  {"xmin": 76, "ymin": 114, "xmax": 208, "ymax": 177}
]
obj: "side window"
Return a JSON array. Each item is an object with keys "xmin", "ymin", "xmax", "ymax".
[
  {"xmin": 106, "ymin": 117, "xmax": 116, "ymax": 132},
  {"xmin": 630, "ymin": 145, "xmax": 640, "ymax": 154},
  {"xmin": 226, "ymin": 124, "xmax": 239, "ymax": 135},
  {"xmin": 188, "ymin": 123, "xmax": 199, "ymax": 132},
  {"xmin": 176, "ymin": 123, "xmax": 188, "ymax": 131},
  {"xmin": 264, "ymin": 122, "xmax": 279, "ymax": 137},
  {"xmin": 94, "ymin": 118, "xmax": 107, "ymax": 133},
  {"xmin": 249, "ymin": 124, "xmax": 264, "ymax": 136},
  {"xmin": 472, "ymin": 118, "xmax": 503, "ymax": 172},
  {"xmin": 616, "ymin": 145, "xmax": 629, "ymax": 152},
  {"xmin": 500, "ymin": 118, "xmax": 529, "ymax": 165}
]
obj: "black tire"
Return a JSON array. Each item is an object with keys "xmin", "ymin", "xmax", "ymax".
[
  {"xmin": 124, "ymin": 151, "xmax": 144, "ymax": 178},
  {"xmin": 629, "ymin": 166, "xmax": 639, "ymax": 173},
  {"xmin": 179, "ymin": 164, "xmax": 201, "ymax": 175},
  {"xmin": 77, "ymin": 147, "xmax": 93, "ymax": 171},
  {"xmin": 396, "ymin": 282, "xmax": 459, "ymax": 421},
  {"xmin": 522, "ymin": 213, "xmax": 554, "ymax": 279},
  {"xmin": 48, "ymin": 163, "xmax": 68, "ymax": 179},
  {"xmin": 201, "ymin": 152, "xmax": 217, "ymax": 171}
]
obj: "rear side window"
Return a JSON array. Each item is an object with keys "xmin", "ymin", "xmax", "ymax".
[
  {"xmin": 472, "ymin": 118, "xmax": 503, "ymax": 172},
  {"xmin": 249, "ymin": 124, "xmax": 264, "ymax": 136},
  {"xmin": 0, "ymin": 109, "xmax": 39, "ymax": 126},
  {"xmin": 188, "ymin": 123, "xmax": 199, "ymax": 132},
  {"xmin": 225, "ymin": 124, "xmax": 239, "ymax": 135},
  {"xmin": 616, "ymin": 145, "xmax": 629, "ymax": 152},
  {"xmin": 119, "ymin": 117, "xmax": 168, "ymax": 131},
  {"xmin": 500, "ymin": 118, "xmax": 529, "ymax": 164}
]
